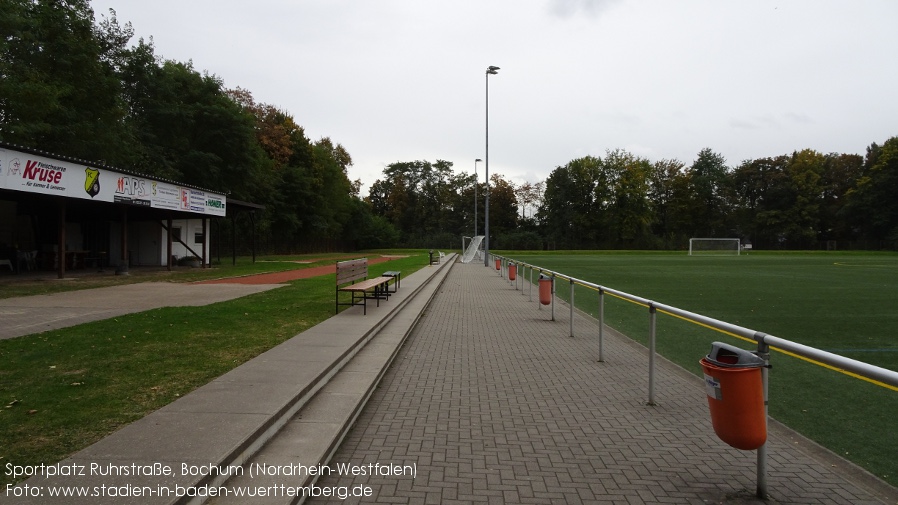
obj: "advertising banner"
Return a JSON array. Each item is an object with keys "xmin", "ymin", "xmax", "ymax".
[{"xmin": 0, "ymin": 146, "xmax": 226, "ymax": 217}]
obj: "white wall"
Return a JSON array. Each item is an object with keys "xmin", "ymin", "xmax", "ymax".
[
  {"xmin": 81, "ymin": 218, "xmax": 211, "ymax": 268},
  {"xmin": 160, "ymin": 218, "xmax": 210, "ymax": 265}
]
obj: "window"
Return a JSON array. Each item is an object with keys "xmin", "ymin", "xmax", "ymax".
[
  {"xmin": 172, "ymin": 227, "xmax": 181, "ymax": 241},
  {"xmin": 194, "ymin": 232, "xmax": 204, "ymax": 244}
]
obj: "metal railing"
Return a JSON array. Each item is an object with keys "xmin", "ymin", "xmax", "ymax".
[{"xmin": 487, "ymin": 253, "xmax": 898, "ymax": 499}]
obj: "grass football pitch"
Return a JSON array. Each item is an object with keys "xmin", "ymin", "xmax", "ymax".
[{"xmin": 506, "ymin": 250, "xmax": 898, "ymax": 488}]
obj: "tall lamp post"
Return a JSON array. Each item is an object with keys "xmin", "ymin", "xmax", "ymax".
[
  {"xmin": 484, "ymin": 65, "xmax": 499, "ymax": 267},
  {"xmin": 474, "ymin": 158, "xmax": 482, "ymax": 237}
]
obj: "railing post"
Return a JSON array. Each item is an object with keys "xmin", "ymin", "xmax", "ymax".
[
  {"xmin": 537, "ymin": 269, "xmax": 542, "ymax": 311},
  {"xmin": 648, "ymin": 303, "xmax": 657, "ymax": 406},
  {"xmin": 529, "ymin": 266, "xmax": 533, "ymax": 302},
  {"xmin": 755, "ymin": 334, "xmax": 770, "ymax": 499},
  {"xmin": 569, "ymin": 279, "xmax": 575, "ymax": 337},
  {"xmin": 598, "ymin": 288, "xmax": 605, "ymax": 362}
]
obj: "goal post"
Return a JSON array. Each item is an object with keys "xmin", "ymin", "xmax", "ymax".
[{"xmin": 689, "ymin": 238, "xmax": 741, "ymax": 256}]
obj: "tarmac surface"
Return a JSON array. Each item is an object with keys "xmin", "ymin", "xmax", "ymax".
[{"xmin": 5, "ymin": 257, "xmax": 898, "ymax": 504}]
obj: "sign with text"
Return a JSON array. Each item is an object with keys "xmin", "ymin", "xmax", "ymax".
[{"xmin": 0, "ymin": 147, "xmax": 226, "ymax": 217}]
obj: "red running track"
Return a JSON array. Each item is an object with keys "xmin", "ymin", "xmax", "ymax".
[{"xmin": 194, "ymin": 256, "xmax": 398, "ymax": 285}]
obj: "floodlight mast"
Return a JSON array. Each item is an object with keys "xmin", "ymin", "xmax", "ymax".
[
  {"xmin": 484, "ymin": 65, "xmax": 499, "ymax": 267},
  {"xmin": 474, "ymin": 158, "xmax": 482, "ymax": 237}
]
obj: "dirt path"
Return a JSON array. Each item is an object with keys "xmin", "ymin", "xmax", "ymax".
[{"xmin": 193, "ymin": 256, "xmax": 400, "ymax": 285}]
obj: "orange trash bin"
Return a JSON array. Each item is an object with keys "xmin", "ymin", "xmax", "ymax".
[
  {"xmin": 508, "ymin": 263, "xmax": 517, "ymax": 281},
  {"xmin": 700, "ymin": 342, "xmax": 767, "ymax": 450},
  {"xmin": 538, "ymin": 274, "xmax": 552, "ymax": 305},
  {"xmin": 495, "ymin": 259, "xmax": 501, "ymax": 270}
]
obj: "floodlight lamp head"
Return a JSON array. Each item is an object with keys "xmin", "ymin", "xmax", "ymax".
[
  {"xmin": 487, "ymin": 66, "xmax": 500, "ymax": 74},
  {"xmin": 475, "ymin": 158, "xmax": 482, "ymax": 162}
]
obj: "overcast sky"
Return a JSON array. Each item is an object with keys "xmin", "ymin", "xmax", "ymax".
[{"xmin": 91, "ymin": 0, "xmax": 898, "ymax": 196}]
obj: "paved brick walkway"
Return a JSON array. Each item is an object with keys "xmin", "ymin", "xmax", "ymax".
[{"xmin": 309, "ymin": 262, "xmax": 896, "ymax": 504}]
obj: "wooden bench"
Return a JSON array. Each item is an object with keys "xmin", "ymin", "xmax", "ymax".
[{"xmin": 336, "ymin": 258, "xmax": 393, "ymax": 315}]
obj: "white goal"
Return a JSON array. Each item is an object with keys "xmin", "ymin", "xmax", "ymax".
[{"xmin": 689, "ymin": 238, "xmax": 741, "ymax": 256}]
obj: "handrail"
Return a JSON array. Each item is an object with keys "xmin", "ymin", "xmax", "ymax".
[
  {"xmin": 493, "ymin": 254, "xmax": 898, "ymax": 390},
  {"xmin": 491, "ymin": 252, "xmax": 898, "ymax": 499}
]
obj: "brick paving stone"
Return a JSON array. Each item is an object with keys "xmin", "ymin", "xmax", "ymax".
[{"xmin": 309, "ymin": 263, "xmax": 898, "ymax": 504}]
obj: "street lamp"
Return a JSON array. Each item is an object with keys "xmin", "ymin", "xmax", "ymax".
[
  {"xmin": 474, "ymin": 158, "xmax": 482, "ymax": 237},
  {"xmin": 484, "ymin": 65, "xmax": 499, "ymax": 267}
]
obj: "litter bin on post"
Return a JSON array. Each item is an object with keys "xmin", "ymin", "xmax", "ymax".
[
  {"xmin": 495, "ymin": 258, "xmax": 501, "ymax": 271},
  {"xmin": 508, "ymin": 262, "xmax": 517, "ymax": 281},
  {"xmin": 700, "ymin": 342, "xmax": 767, "ymax": 450},
  {"xmin": 538, "ymin": 274, "xmax": 552, "ymax": 306}
]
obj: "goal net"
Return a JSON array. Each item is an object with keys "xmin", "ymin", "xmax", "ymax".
[
  {"xmin": 461, "ymin": 236, "xmax": 484, "ymax": 264},
  {"xmin": 689, "ymin": 238, "xmax": 741, "ymax": 256}
]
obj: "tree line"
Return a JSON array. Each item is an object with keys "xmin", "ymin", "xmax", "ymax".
[
  {"xmin": 539, "ymin": 143, "xmax": 898, "ymax": 250},
  {"xmin": 3, "ymin": 1, "xmax": 896, "ymax": 252},
  {"xmin": 367, "ymin": 141, "xmax": 898, "ymax": 251}
]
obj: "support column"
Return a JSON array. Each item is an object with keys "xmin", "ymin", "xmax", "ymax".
[
  {"xmin": 202, "ymin": 218, "xmax": 208, "ymax": 268},
  {"xmin": 231, "ymin": 213, "xmax": 237, "ymax": 266},
  {"xmin": 116, "ymin": 207, "xmax": 129, "ymax": 275},
  {"xmin": 57, "ymin": 201, "xmax": 66, "ymax": 279},
  {"xmin": 250, "ymin": 211, "xmax": 256, "ymax": 264},
  {"xmin": 166, "ymin": 217, "xmax": 173, "ymax": 271}
]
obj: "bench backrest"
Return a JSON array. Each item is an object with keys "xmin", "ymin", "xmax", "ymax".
[{"xmin": 336, "ymin": 258, "xmax": 368, "ymax": 285}]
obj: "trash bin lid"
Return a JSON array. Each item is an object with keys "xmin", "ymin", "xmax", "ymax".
[{"xmin": 705, "ymin": 341, "xmax": 766, "ymax": 368}]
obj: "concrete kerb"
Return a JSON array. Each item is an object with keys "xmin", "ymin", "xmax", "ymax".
[
  {"xmin": 14, "ymin": 254, "xmax": 457, "ymax": 505},
  {"xmin": 208, "ymin": 255, "xmax": 458, "ymax": 505}
]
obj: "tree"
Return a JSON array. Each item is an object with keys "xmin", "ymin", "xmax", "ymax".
[
  {"xmin": 0, "ymin": 1, "xmax": 132, "ymax": 162},
  {"xmin": 539, "ymin": 156, "xmax": 602, "ymax": 248},
  {"xmin": 733, "ymin": 156, "xmax": 790, "ymax": 248},
  {"xmin": 515, "ymin": 180, "xmax": 544, "ymax": 220},
  {"xmin": 819, "ymin": 153, "xmax": 863, "ymax": 244},
  {"xmin": 487, "ymin": 173, "xmax": 519, "ymax": 244},
  {"xmin": 782, "ymin": 149, "xmax": 827, "ymax": 248},
  {"xmin": 648, "ymin": 158, "xmax": 688, "ymax": 247},
  {"xmin": 603, "ymin": 149, "xmax": 653, "ymax": 246},
  {"xmin": 845, "ymin": 137, "xmax": 898, "ymax": 246},
  {"xmin": 367, "ymin": 159, "xmax": 459, "ymax": 245},
  {"xmin": 124, "ymin": 59, "xmax": 263, "ymax": 195},
  {"xmin": 227, "ymin": 87, "xmax": 298, "ymax": 169},
  {"xmin": 686, "ymin": 148, "xmax": 733, "ymax": 237}
]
